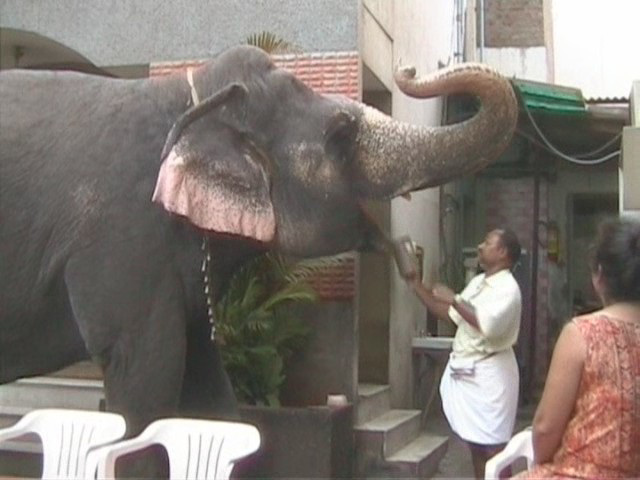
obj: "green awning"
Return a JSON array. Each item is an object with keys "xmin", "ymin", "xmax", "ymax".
[{"xmin": 512, "ymin": 79, "xmax": 587, "ymax": 116}]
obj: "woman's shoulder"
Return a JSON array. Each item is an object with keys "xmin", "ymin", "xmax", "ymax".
[
  {"xmin": 570, "ymin": 311, "xmax": 606, "ymax": 332},
  {"xmin": 571, "ymin": 311, "xmax": 603, "ymax": 324},
  {"xmin": 570, "ymin": 310, "xmax": 636, "ymax": 345},
  {"xmin": 571, "ymin": 308, "xmax": 637, "ymax": 326}
]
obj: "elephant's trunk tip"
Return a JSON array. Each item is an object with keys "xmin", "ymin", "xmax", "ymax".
[{"xmin": 395, "ymin": 65, "xmax": 417, "ymax": 82}]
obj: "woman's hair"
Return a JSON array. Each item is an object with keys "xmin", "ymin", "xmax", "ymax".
[{"xmin": 590, "ymin": 215, "xmax": 640, "ymax": 302}]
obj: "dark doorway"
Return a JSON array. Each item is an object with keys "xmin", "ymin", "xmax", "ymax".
[{"xmin": 567, "ymin": 193, "xmax": 618, "ymax": 315}]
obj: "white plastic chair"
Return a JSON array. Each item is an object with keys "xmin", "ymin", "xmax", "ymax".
[
  {"xmin": 0, "ymin": 408, "xmax": 126, "ymax": 479},
  {"xmin": 485, "ymin": 428, "xmax": 534, "ymax": 479},
  {"xmin": 95, "ymin": 417, "xmax": 261, "ymax": 480}
]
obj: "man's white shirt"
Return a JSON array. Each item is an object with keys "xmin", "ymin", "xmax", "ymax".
[{"xmin": 448, "ymin": 269, "xmax": 522, "ymax": 360}]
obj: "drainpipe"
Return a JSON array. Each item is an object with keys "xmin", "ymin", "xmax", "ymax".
[
  {"xmin": 529, "ymin": 149, "xmax": 540, "ymax": 401},
  {"xmin": 478, "ymin": 0, "xmax": 485, "ymax": 62}
]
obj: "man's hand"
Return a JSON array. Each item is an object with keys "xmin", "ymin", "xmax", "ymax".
[
  {"xmin": 404, "ymin": 271, "xmax": 422, "ymax": 289},
  {"xmin": 405, "ymin": 279, "xmax": 454, "ymax": 323},
  {"xmin": 432, "ymin": 284, "xmax": 455, "ymax": 304},
  {"xmin": 435, "ymin": 285, "xmax": 481, "ymax": 331}
]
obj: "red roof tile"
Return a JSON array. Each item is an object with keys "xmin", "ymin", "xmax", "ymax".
[{"xmin": 150, "ymin": 51, "xmax": 360, "ymax": 100}]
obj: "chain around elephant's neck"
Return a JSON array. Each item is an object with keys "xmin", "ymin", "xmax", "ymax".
[{"xmin": 201, "ymin": 236, "xmax": 216, "ymax": 340}]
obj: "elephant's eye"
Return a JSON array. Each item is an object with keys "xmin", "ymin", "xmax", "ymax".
[{"xmin": 325, "ymin": 112, "xmax": 357, "ymax": 168}]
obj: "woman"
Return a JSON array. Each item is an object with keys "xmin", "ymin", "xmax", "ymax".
[{"xmin": 518, "ymin": 215, "xmax": 640, "ymax": 478}]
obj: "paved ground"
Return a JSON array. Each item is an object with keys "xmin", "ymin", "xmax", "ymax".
[{"xmin": 425, "ymin": 401, "xmax": 536, "ymax": 479}]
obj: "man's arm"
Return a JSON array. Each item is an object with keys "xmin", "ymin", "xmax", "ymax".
[
  {"xmin": 410, "ymin": 280, "xmax": 480, "ymax": 330},
  {"xmin": 449, "ymin": 294, "xmax": 480, "ymax": 330},
  {"xmin": 410, "ymin": 279, "xmax": 452, "ymax": 321}
]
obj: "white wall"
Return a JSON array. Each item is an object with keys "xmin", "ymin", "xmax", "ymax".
[
  {"xmin": 361, "ymin": 0, "xmax": 456, "ymax": 408},
  {"xmin": 484, "ymin": 47, "xmax": 548, "ymax": 82},
  {"xmin": 0, "ymin": 0, "xmax": 359, "ymax": 66},
  {"xmin": 386, "ymin": 0, "xmax": 456, "ymax": 408},
  {"xmin": 550, "ymin": 0, "xmax": 640, "ymax": 98}
]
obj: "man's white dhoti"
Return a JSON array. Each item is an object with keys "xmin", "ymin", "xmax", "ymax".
[{"xmin": 439, "ymin": 348, "xmax": 519, "ymax": 445}]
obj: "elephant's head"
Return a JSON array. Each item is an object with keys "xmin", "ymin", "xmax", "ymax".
[{"xmin": 152, "ymin": 46, "xmax": 517, "ymax": 256}]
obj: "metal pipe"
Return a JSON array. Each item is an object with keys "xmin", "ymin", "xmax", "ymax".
[
  {"xmin": 529, "ymin": 148, "xmax": 540, "ymax": 402},
  {"xmin": 478, "ymin": 0, "xmax": 485, "ymax": 62}
]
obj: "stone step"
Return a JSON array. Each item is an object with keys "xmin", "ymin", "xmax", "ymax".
[
  {"xmin": 0, "ymin": 376, "xmax": 104, "ymax": 413},
  {"xmin": 354, "ymin": 408, "xmax": 422, "ymax": 474},
  {"xmin": 0, "ymin": 364, "xmax": 106, "ymax": 471},
  {"xmin": 356, "ymin": 383, "xmax": 390, "ymax": 425},
  {"xmin": 47, "ymin": 360, "xmax": 103, "ymax": 380},
  {"xmin": 0, "ymin": 362, "xmax": 105, "ymax": 462},
  {"xmin": 384, "ymin": 432, "xmax": 449, "ymax": 478}
]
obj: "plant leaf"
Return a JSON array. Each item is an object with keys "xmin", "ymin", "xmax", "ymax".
[
  {"xmin": 245, "ymin": 31, "xmax": 300, "ymax": 54},
  {"xmin": 216, "ymin": 252, "xmax": 316, "ymax": 405}
]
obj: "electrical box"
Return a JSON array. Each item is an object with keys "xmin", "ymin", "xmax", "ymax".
[{"xmin": 619, "ymin": 81, "xmax": 639, "ymax": 214}]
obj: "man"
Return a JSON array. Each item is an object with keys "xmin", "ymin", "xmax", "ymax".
[{"xmin": 408, "ymin": 228, "xmax": 522, "ymax": 479}]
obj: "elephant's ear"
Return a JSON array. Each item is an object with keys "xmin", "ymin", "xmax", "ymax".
[{"xmin": 152, "ymin": 84, "xmax": 276, "ymax": 242}]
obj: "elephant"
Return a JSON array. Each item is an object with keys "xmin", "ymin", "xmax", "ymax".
[{"xmin": 0, "ymin": 45, "xmax": 517, "ymax": 435}]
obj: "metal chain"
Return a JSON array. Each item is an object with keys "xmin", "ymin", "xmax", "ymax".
[{"xmin": 201, "ymin": 236, "xmax": 216, "ymax": 340}]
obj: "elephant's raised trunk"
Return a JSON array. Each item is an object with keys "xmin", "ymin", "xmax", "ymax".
[{"xmin": 353, "ymin": 63, "xmax": 518, "ymax": 199}]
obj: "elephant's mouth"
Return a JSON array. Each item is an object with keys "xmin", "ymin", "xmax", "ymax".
[{"xmin": 356, "ymin": 202, "xmax": 392, "ymax": 254}]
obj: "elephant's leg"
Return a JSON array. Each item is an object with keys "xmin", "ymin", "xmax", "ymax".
[
  {"xmin": 64, "ymin": 250, "xmax": 188, "ymax": 435},
  {"xmin": 99, "ymin": 276, "xmax": 186, "ymax": 479},
  {"xmin": 179, "ymin": 321, "xmax": 238, "ymax": 419},
  {"xmin": 99, "ymin": 277, "xmax": 187, "ymax": 435},
  {"xmin": 64, "ymin": 253, "xmax": 186, "ymax": 478}
]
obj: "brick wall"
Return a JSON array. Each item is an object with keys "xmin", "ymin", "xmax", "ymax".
[
  {"xmin": 485, "ymin": 177, "xmax": 550, "ymax": 395},
  {"xmin": 274, "ymin": 52, "xmax": 360, "ymax": 101},
  {"xmin": 483, "ymin": 0, "xmax": 544, "ymax": 48},
  {"xmin": 150, "ymin": 51, "xmax": 360, "ymax": 101}
]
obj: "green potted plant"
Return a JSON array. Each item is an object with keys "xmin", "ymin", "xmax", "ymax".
[
  {"xmin": 219, "ymin": 253, "xmax": 356, "ymax": 479},
  {"xmin": 215, "ymin": 252, "xmax": 318, "ymax": 406}
]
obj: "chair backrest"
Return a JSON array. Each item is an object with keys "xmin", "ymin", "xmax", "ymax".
[
  {"xmin": 485, "ymin": 428, "xmax": 534, "ymax": 479},
  {"xmin": 0, "ymin": 408, "xmax": 126, "ymax": 479},
  {"xmin": 96, "ymin": 417, "xmax": 261, "ymax": 480}
]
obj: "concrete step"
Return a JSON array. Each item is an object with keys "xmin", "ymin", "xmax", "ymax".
[
  {"xmin": 0, "ymin": 361, "xmax": 105, "ymax": 461},
  {"xmin": 355, "ymin": 408, "xmax": 422, "ymax": 474},
  {"xmin": 0, "ymin": 371, "xmax": 105, "ymax": 461},
  {"xmin": 0, "ymin": 376, "xmax": 105, "ymax": 413},
  {"xmin": 384, "ymin": 433, "xmax": 449, "ymax": 478},
  {"xmin": 356, "ymin": 383, "xmax": 390, "ymax": 425},
  {"xmin": 0, "ymin": 362, "xmax": 106, "ymax": 472},
  {"xmin": 0, "ymin": 364, "xmax": 103, "ymax": 477},
  {"xmin": 0, "ymin": 362, "xmax": 104, "ymax": 415},
  {"xmin": 356, "ymin": 409, "xmax": 422, "ymax": 457},
  {"xmin": 47, "ymin": 360, "xmax": 103, "ymax": 380}
]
